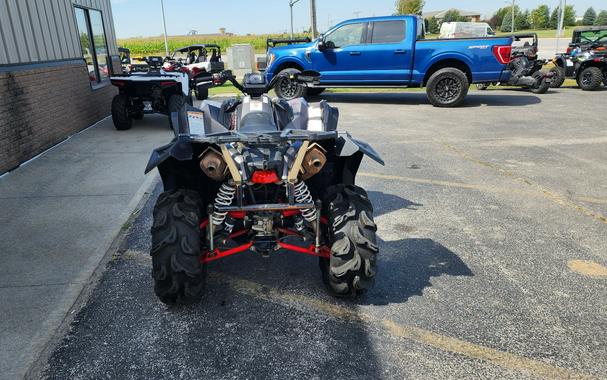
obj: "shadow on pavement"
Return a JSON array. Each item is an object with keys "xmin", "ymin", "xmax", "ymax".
[{"xmin": 317, "ymin": 91, "xmax": 542, "ymax": 107}]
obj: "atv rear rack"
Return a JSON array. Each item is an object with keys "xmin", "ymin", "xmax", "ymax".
[{"xmin": 214, "ymin": 202, "xmax": 314, "ymax": 212}]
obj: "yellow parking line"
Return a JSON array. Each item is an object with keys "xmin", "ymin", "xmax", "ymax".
[
  {"xmin": 440, "ymin": 143, "xmax": 607, "ymax": 225},
  {"xmin": 211, "ymin": 272, "xmax": 596, "ymax": 380},
  {"xmin": 358, "ymin": 172, "xmax": 607, "ymax": 206}
]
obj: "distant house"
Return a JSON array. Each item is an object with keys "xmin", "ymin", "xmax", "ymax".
[{"xmin": 422, "ymin": 9, "xmax": 482, "ymax": 22}]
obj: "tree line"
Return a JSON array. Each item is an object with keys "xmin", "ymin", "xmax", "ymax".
[{"xmin": 394, "ymin": 0, "xmax": 607, "ymax": 34}]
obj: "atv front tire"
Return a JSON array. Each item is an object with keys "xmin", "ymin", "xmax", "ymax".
[
  {"xmin": 151, "ymin": 189, "xmax": 205, "ymax": 305},
  {"xmin": 320, "ymin": 185, "xmax": 378, "ymax": 297},
  {"xmin": 274, "ymin": 68, "xmax": 306, "ymax": 100},
  {"xmin": 168, "ymin": 94, "xmax": 187, "ymax": 129},
  {"xmin": 529, "ymin": 71, "xmax": 549, "ymax": 94},
  {"xmin": 426, "ymin": 67, "xmax": 469, "ymax": 107},
  {"xmin": 549, "ymin": 66, "xmax": 565, "ymax": 88},
  {"xmin": 578, "ymin": 67, "xmax": 603, "ymax": 91},
  {"xmin": 111, "ymin": 94, "xmax": 132, "ymax": 130}
]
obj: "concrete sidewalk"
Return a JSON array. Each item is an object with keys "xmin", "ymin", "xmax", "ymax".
[{"xmin": 0, "ymin": 115, "xmax": 171, "ymax": 379}]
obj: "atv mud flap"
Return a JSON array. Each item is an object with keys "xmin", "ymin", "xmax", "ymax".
[
  {"xmin": 144, "ymin": 136, "xmax": 193, "ymax": 174},
  {"xmin": 336, "ymin": 133, "xmax": 385, "ymax": 166}
]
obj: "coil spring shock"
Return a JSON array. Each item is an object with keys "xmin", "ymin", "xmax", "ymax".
[
  {"xmin": 294, "ymin": 181, "xmax": 317, "ymax": 222},
  {"xmin": 212, "ymin": 183, "xmax": 236, "ymax": 226}
]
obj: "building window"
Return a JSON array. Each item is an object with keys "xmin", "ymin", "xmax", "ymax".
[{"xmin": 74, "ymin": 7, "xmax": 109, "ymax": 87}]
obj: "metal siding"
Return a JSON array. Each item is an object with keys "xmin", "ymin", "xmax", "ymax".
[
  {"xmin": 1, "ymin": 0, "xmax": 20, "ymax": 63},
  {"xmin": 0, "ymin": 0, "xmax": 116, "ymax": 65}
]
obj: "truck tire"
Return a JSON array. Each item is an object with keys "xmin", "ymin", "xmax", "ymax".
[
  {"xmin": 578, "ymin": 66, "xmax": 603, "ymax": 91},
  {"xmin": 168, "ymin": 94, "xmax": 187, "ymax": 129},
  {"xmin": 151, "ymin": 189, "xmax": 205, "ymax": 305},
  {"xmin": 274, "ymin": 68, "xmax": 306, "ymax": 100},
  {"xmin": 529, "ymin": 71, "xmax": 549, "ymax": 94},
  {"xmin": 194, "ymin": 87, "xmax": 208, "ymax": 100},
  {"xmin": 320, "ymin": 185, "xmax": 378, "ymax": 297},
  {"xmin": 111, "ymin": 94, "xmax": 132, "ymax": 130},
  {"xmin": 426, "ymin": 68, "xmax": 469, "ymax": 107},
  {"xmin": 549, "ymin": 66, "xmax": 565, "ymax": 88}
]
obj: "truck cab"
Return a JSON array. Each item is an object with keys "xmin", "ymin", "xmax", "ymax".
[{"xmin": 267, "ymin": 15, "xmax": 512, "ymax": 107}]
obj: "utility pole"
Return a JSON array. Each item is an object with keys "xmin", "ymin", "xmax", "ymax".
[
  {"xmin": 556, "ymin": 0, "xmax": 566, "ymax": 53},
  {"xmin": 309, "ymin": 0, "xmax": 318, "ymax": 38},
  {"xmin": 511, "ymin": 0, "xmax": 515, "ymax": 34},
  {"xmin": 160, "ymin": 0, "xmax": 169, "ymax": 57},
  {"xmin": 289, "ymin": 0, "xmax": 301, "ymax": 39}
]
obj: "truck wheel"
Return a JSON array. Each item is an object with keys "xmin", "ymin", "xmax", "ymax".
[
  {"xmin": 274, "ymin": 68, "xmax": 306, "ymax": 100},
  {"xmin": 529, "ymin": 71, "xmax": 549, "ymax": 94},
  {"xmin": 194, "ymin": 87, "xmax": 208, "ymax": 100},
  {"xmin": 111, "ymin": 94, "xmax": 132, "ymax": 130},
  {"xmin": 168, "ymin": 94, "xmax": 187, "ymax": 129},
  {"xmin": 549, "ymin": 66, "xmax": 565, "ymax": 88},
  {"xmin": 151, "ymin": 189, "xmax": 205, "ymax": 305},
  {"xmin": 306, "ymin": 87, "xmax": 326, "ymax": 97},
  {"xmin": 320, "ymin": 185, "xmax": 378, "ymax": 297},
  {"xmin": 578, "ymin": 67, "xmax": 603, "ymax": 91},
  {"xmin": 426, "ymin": 68, "xmax": 469, "ymax": 107}
]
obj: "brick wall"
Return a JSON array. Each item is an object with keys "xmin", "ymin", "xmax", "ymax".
[{"xmin": 0, "ymin": 61, "xmax": 117, "ymax": 174}]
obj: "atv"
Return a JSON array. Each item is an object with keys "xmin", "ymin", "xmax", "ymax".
[
  {"xmin": 476, "ymin": 33, "xmax": 552, "ymax": 94},
  {"xmin": 549, "ymin": 26, "xmax": 607, "ymax": 90},
  {"xmin": 110, "ymin": 56, "xmax": 203, "ymax": 130},
  {"xmin": 144, "ymin": 69, "xmax": 384, "ymax": 304},
  {"xmin": 171, "ymin": 44, "xmax": 225, "ymax": 100}
]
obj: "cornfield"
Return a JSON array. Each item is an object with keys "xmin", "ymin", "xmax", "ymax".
[{"xmin": 118, "ymin": 33, "xmax": 310, "ymax": 56}]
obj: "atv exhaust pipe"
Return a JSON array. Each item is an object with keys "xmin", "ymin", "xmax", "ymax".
[
  {"xmin": 200, "ymin": 147, "xmax": 227, "ymax": 181},
  {"xmin": 301, "ymin": 144, "xmax": 327, "ymax": 180}
]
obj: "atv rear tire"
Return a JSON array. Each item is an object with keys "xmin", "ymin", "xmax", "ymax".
[
  {"xmin": 111, "ymin": 94, "xmax": 132, "ymax": 130},
  {"xmin": 168, "ymin": 94, "xmax": 187, "ymax": 129},
  {"xmin": 426, "ymin": 67, "xmax": 469, "ymax": 107},
  {"xmin": 529, "ymin": 71, "xmax": 549, "ymax": 94},
  {"xmin": 274, "ymin": 68, "xmax": 306, "ymax": 100},
  {"xmin": 194, "ymin": 87, "xmax": 209, "ymax": 100},
  {"xmin": 151, "ymin": 189, "xmax": 205, "ymax": 305},
  {"xmin": 549, "ymin": 66, "xmax": 565, "ymax": 88},
  {"xmin": 578, "ymin": 66, "xmax": 603, "ymax": 91},
  {"xmin": 320, "ymin": 185, "xmax": 378, "ymax": 297}
]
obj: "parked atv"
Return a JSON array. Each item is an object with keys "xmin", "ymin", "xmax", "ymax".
[
  {"xmin": 171, "ymin": 44, "xmax": 225, "ymax": 100},
  {"xmin": 144, "ymin": 69, "xmax": 384, "ymax": 304},
  {"xmin": 476, "ymin": 33, "xmax": 552, "ymax": 94},
  {"xmin": 549, "ymin": 26, "xmax": 607, "ymax": 90},
  {"xmin": 109, "ymin": 56, "xmax": 196, "ymax": 130}
]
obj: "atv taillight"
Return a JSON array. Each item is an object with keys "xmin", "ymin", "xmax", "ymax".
[
  {"xmin": 566, "ymin": 47, "xmax": 573, "ymax": 54},
  {"xmin": 492, "ymin": 45, "xmax": 512, "ymax": 64},
  {"xmin": 251, "ymin": 170, "xmax": 279, "ymax": 184},
  {"xmin": 160, "ymin": 81, "xmax": 176, "ymax": 87}
]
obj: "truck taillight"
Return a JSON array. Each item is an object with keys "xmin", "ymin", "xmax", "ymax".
[{"xmin": 492, "ymin": 45, "xmax": 512, "ymax": 64}]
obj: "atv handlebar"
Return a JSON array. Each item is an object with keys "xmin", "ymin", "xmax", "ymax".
[{"xmin": 195, "ymin": 70, "xmax": 321, "ymax": 97}]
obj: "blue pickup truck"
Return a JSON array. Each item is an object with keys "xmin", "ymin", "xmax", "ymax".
[{"xmin": 266, "ymin": 15, "xmax": 513, "ymax": 107}]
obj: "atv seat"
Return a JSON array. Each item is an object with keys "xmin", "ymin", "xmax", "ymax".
[{"xmin": 239, "ymin": 111, "xmax": 278, "ymax": 133}]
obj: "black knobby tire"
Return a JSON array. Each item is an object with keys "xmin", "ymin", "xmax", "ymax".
[
  {"xmin": 578, "ymin": 66, "xmax": 603, "ymax": 91},
  {"xmin": 603, "ymin": 73, "xmax": 607, "ymax": 87},
  {"xmin": 320, "ymin": 185, "xmax": 379, "ymax": 297},
  {"xmin": 426, "ymin": 67, "xmax": 469, "ymax": 107},
  {"xmin": 306, "ymin": 87, "xmax": 326, "ymax": 97},
  {"xmin": 111, "ymin": 94, "xmax": 132, "ymax": 130},
  {"xmin": 549, "ymin": 66, "xmax": 565, "ymax": 88},
  {"xmin": 168, "ymin": 94, "xmax": 187, "ymax": 129},
  {"xmin": 151, "ymin": 189, "xmax": 206, "ymax": 305},
  {"xmin": 274, "ymin": 68, "xmax": 307, "ymax": 100},
  {"xmin": 194, "ymin": 87, "xmax": 209, "ymax": 100},
  {"xmin": 529, "ymin": 71, "xmax": 550, "ymax": 94}
]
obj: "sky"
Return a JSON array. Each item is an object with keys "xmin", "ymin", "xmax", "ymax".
[{"xmin": 110, "ymin": 0, "xmax": 605, "ymax": 38}]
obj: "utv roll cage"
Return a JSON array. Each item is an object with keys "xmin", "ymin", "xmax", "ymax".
[{"xmin": 172, "ymin": 44, "xmax": 222, "ymax": 65}]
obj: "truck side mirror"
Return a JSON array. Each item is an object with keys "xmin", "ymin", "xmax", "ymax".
[{"xmin": 318, "ymin": 39, "xmax": 327, "ymax": 51}]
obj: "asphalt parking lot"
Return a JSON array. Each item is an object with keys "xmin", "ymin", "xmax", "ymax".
[{"xmin": 40, "ymin": 87, "xmax": 606, "ymax": 379}]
